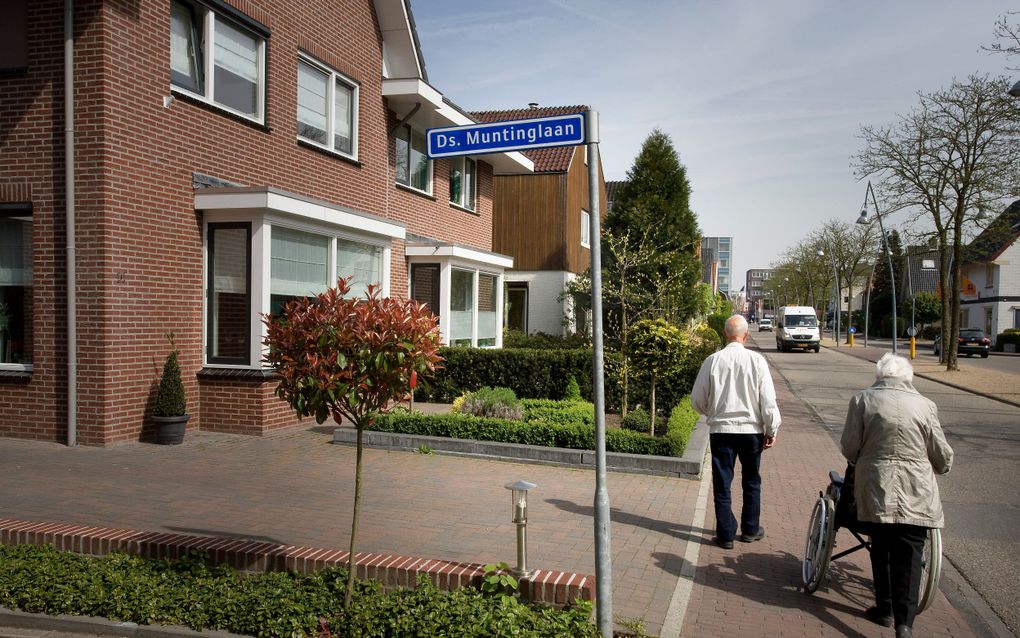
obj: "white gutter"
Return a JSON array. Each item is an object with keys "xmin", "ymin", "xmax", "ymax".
[{"xmin": 65, "ymin": 0, "xmax": 77, "ymax": 446}]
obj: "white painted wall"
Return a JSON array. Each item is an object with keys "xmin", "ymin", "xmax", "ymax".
[{"xmin": 505, "ymin": 270, "xmax": 574, "ymax": 336}]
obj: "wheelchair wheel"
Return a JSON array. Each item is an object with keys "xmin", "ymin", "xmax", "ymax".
[
  {"xmin": 802, "ymin": 495, "xmax": 836, "ymax": 593},
  {"xmin": 917, "ymin": 528, "xmax": 943, "ymax": 613}
]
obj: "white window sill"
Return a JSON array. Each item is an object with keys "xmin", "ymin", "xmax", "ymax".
[
  {"xmin": 170, "ymin": 87, "xmax": 266, "ymax": 128},
  {"xmin": 449, "ymin": 201, "xmax": 478, "ymax": 215},
  {"xmin": 396, "ymin": 182, "xmax": 435, "ymax": 200}
]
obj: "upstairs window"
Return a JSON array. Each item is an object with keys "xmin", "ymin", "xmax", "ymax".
[
  {"xmin": 449, "ymin": 157, "xmax": 476, "ymax": 211},
  {"xmin": 580, "ymin": 210, "xmax": 591, "ymax": 248},
  {"xmin": 297, "ymin": 57, "xmax": 358, "ymax": 158},
  {"xmin": 395, "ymin": 125, "xmax": 431, "ymax": 194},
  {"xmin": 170, "ymin": 0, "xmax": 266, "ymax": 122}
]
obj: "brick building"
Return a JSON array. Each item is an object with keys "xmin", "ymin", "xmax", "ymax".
[{"xmin": 0, "ymin": 0, "xmax": 532, "ymax": 445}]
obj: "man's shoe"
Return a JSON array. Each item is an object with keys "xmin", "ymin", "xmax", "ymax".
[
  {"xmin": 895, "ymin": 625, "xmax": 912, "ymax": 638},
  {"xmin": 739, "ymin": 527, "xmax": 765, "ymax": 543},
  {"xmin": 713, "ymin": 537, "xmax": 734, "ymax": 549},
  {"xmin": 865, "ymin": 606, "xmax": 893, "ymax": 628}
]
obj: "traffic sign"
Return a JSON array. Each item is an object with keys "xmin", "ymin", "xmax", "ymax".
[
  {"xmin": 848, "ymin": 327, "xmax": 857, "ymax": 334},
  {"xmin": 906, "ymin": 326, "xmax": 918, "ymax": 337},
  {"xmin": 427, "ymin": 113, "xmax": 586, "ymax": 159}
]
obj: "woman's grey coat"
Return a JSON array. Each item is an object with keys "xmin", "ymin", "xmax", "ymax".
[{"xmin": 841, "ymin": 378, "xmax": 954, "ymax": 528}]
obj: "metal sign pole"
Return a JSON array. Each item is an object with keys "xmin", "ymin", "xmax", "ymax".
[{"xmin": 586, "ymin": 109, "xmax": 613, "ymax": 638}]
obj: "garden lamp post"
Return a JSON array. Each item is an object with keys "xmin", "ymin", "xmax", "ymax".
[
  {"xmin": 857, "ymin": 180, "xmax": 897, "ymax": 354},
  {"xmin": 817, "ymin": 249, "xmax": 839, "ymax": 347},
  {"xmin": 505, "ymin": 480, "xmax": 536, "ymax": 579}
]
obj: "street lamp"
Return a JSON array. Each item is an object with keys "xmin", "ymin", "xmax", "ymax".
[
  {"xmin": 817, "ymin": 249, "xmax": 839, "ymax": 347},
  {"xmin": 857, "ymin": 180, "xmax": 898, "ymax": 355}
]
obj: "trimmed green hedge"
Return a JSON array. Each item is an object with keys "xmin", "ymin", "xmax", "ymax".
[
  {"xmin": 0, "ymin": 545, "xmax": 597, "ymax": 638},
  {"xmin": 521, "ymin": 398, "xmax": 594, "ymax": 427},
  {"xmin": 418, "ymin": 347, "xmax": 596, "ymax": 402},
  {"xmin": 373, "ymin": 395, "xmax": 699, "ymax": 458},
  {"xmin": 416, "ymin": 346, "xmax": 705, "ymax": 412},
  {"xmin": 996, "ymin": 329, "xmax": 1020, "ymax": 352}
]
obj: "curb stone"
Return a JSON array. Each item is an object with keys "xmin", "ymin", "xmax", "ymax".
[{"xmin": 0, "ymin": 605, "xmax": 248, "ymax": 638}]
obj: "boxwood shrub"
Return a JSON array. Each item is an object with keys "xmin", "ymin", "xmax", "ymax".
[{"xmin": 0, "ymin": 544, "xmax": 598, "ymax": 638}]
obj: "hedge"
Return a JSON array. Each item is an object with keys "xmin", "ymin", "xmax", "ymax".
[
  {"xmin": 0, "ymin": 545, "xmax": 598, "ymax": 638},
  {"xmin": 996, "ymin": 329, "xmax": 1020, "ymax": 352},
  {"xmin": 417, "ymin": 346, "xmax": 705, "ymax": 412},
  {"xmin": 372, "ymin": 396, "xmax": 699, "ymax": 458}
]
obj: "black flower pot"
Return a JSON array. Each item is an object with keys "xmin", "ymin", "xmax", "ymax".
[{"xmin": 153, "ymin": 414, "xmax": 189, "ymax": 445}]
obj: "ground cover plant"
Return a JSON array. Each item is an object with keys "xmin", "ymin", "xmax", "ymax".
[{"xmin": 0, "ymin": 545, "xmax": 598, "ymax": 638}]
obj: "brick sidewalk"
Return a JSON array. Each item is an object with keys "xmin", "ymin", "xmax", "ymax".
[
  {"xmin": 0, "ymin": 424, "xmax": 701, "ymax": 636},
  {"xmin": 680, "ymin": 364, "xmax": 975, "ymax": 638}
]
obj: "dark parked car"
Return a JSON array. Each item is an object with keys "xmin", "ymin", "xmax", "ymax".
[{"xmin": 933, "ymin": 328, "xmax": 990, "ymax": 358}]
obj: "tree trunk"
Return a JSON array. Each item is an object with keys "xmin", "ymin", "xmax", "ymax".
[
  {"xmin": 344, "ymin": 425, "xmax": 365, "ymax": 608},
  {"xmin": 938, "ymin": 243, "xmax": 951, "ymax": 365},
  {"xmin": 621, "ymin": 297, "xmax": 629, "ymax": 417},
  {"xmin": 948, "ymin": 220, "xmax": 964, "ymax": 372},
  {"xmin": 648, "ymin": 375, "xmax": 656, "ymax": 436}
]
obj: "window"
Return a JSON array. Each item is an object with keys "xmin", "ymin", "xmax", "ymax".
[
  {"xmin": 506, "ymin": 283, "xmax": 528, "ymax": 333},
  {"xmin": 985, "ymin": 263, "xmax": 994, "ymax": 288},
  {"xmin": 270, "ymin": 226, "xmax": 330, "ymax": 315},
  {"xmin": 207, "ymin": 224, "xmax": 250, "ymax": 365},
  {"xmin": 450, "ymin": 269, "xmax": 474, "ymax": 347},
  {"xmin": 170, "ymin": 0, "xmax": 265, "ymax": 122},
  {"xmin": 449, "ymin": 157, "xmax": 476, "ymax": 210},
  {"xmin": 477, "ymin": 273, "xmax": 497, "ymax": 347},
  {"xmin": 1014, "ymin": 308, "xmax": 1020, "ymax": 329},
  {"xmin": 0, "ymin": 208, "xmax": 32, "ymax": 367},
  {"xmin": 0, "ymin": 0, "xmax": 28, "ymax": 72},
  {"xmin": 395, "ymin": 125, "xmax": 431, "ymax": 193},
  {"xmin": 297, "ymin": 57, "xmax": 358, "ymax": 158},
  {"xmin": 337, "ymin": 237, "xmax": 382, "ymax": 298},
  {"xmin": 984, "ymin": 308, "xmax": 993, "ymax": 336},
  {"xmin": 581, "ymin": 210, "xmax": 591, "ymax": 248}
]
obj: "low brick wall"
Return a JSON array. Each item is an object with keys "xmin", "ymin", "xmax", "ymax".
[{"xmin": 0, "ymin": 518, "xmax": 593, "ymax": 606}]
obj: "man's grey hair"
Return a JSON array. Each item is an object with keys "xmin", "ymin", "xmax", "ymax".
[
  {"xmin": 875, "ymin": 352, "xmax": 913, "ymax": 383},
  {"xmin": 724, "ymin": 314, "xmax": 748, "ymax": 338}
]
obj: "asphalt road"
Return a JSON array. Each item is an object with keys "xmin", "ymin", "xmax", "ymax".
[
  {"xmin": 747, "ymin": 330, "xmax": 1020, "ymax": 636},
  {"xmin": 818, "ymin": 334, "xmax": 1020, "ymax": 376}
]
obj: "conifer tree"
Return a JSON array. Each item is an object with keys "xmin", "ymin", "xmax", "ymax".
[{"xmin": 606, "ymin": 130, "xmax": 703, "ymax": 323}]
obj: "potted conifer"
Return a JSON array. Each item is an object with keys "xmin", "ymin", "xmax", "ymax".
[{"xmin": 152, "ymin": 332, "xmax": 188, "ymax": 444}]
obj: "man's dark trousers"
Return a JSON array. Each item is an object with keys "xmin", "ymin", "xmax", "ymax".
[{"xmin": 710, "ymin": 432, "xmax": 764, "ymax": 541}]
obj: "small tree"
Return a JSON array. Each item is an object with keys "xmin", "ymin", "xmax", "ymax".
[
  {"xmin": 153, "ymin": 332, "xmax": 186, "ymax": 417},
  {"xmin": 264, "ymin": 279, "xmax": 442, "ymax": 608},
  {"xmin": 904, "ymin": 291, "xmax": 941, "ymax": 331},
  {"xmin": 627, "ymin": 319, "xmax": 687, "ymax": 435}
]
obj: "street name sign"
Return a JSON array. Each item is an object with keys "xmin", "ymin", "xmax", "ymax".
[{"xmin": 427, "ymin": 113, "xmax": 586, "ymax": 159}]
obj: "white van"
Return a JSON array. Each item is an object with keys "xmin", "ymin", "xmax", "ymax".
[{"xmin": 775, "ymin": 306, "xmax": 820, "ymax": 352}]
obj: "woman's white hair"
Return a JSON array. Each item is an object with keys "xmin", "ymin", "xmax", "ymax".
[{"xmin": 875, "ymin": 352, "xmax": 913, "ymax": 383}]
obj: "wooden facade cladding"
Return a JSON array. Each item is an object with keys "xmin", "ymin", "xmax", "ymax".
[
  {"xmin": 492, "ymin": 146, "xmax": 607, "ymax": 274},
  {"xmin": 493, "ymin": 173, "xmax": 567, "ymax": 271}
]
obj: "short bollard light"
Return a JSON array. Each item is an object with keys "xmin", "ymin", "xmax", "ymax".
[{"xmin": 505, "ymin": 480, "xmax": 536, "ymax": 579}]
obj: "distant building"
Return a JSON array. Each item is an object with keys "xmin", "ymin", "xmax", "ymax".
[
  {"xmin": 702, "ymin": 237, "xmax": 733, "ymax": 295},
  {"xmin": 745, "ymin": 268, "xmax": 775, "ymax": 318},
  {"xmin": 960, "ymin": 200, "xmax": 1020, "ymax": 335}
]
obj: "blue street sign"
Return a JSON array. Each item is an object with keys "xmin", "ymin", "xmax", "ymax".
[
  {"xmin": 848, "ymin": 327, "xmax": 857, "ymax": 334},
  {"xmin": 427, "ymin": 113, "xmax": 586, "ymax": 159}
]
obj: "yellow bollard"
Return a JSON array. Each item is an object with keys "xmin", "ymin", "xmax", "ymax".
[
  {"xmin": 849, "ymin": 333, "xmax": 854, "ymax": 348},
  {"xmin": 910, "ymin": 336, "xmax": 916, "ymax": 360}
]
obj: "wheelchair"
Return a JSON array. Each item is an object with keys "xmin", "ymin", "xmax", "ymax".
[{"xmin": 802, "ymin": 466, "xmax": 942, "ymax": 614}]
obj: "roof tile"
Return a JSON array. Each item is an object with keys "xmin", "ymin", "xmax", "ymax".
[{"xmin": 468, "ymin": 105, "xmax": 588, "ymax": 173}]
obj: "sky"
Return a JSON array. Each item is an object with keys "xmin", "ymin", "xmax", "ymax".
[{"xmin": 411, "ymin": 0, "xmax": 1016, "ymax": 292}]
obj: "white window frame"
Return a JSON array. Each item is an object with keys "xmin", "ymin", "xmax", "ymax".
[
  {"xmin": 202, "ymin": 215, "xmax": 392, "ymax": 369},
  {"xmin": 296, "ymin": 54, "xmax": 359, "ymax": 160},
  {"xmin": 448, "ymin": 156, "xmax": 477, "ymax": 212},
  {"xmin": 395, "ymin": 124, "xmax": 433, "ymax": 195},
  {"xmin": 0, "ymin": 208, "xmax": 33, "ymax": 372},
  {"xmin": 580, "ymin": 209, "xmax": 591, "ymax": 248},
  {"xmin": 170, "ymin": 0, "xmax": 267, "ymax": 124}
]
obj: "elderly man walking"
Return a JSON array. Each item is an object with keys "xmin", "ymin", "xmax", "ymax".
[{"xmin": 692, "ymin": 314, "xmax": 781, "ymax": 549}]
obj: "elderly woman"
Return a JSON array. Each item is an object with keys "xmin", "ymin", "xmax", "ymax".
[{"xmin": 840, "ymin": 353, "xmax": 953, "ymax": 638}]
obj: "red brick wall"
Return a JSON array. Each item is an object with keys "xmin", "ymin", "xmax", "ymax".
[{"xmin": 0, "ymin": 0, "xmax": 497, "ymax": 445}]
